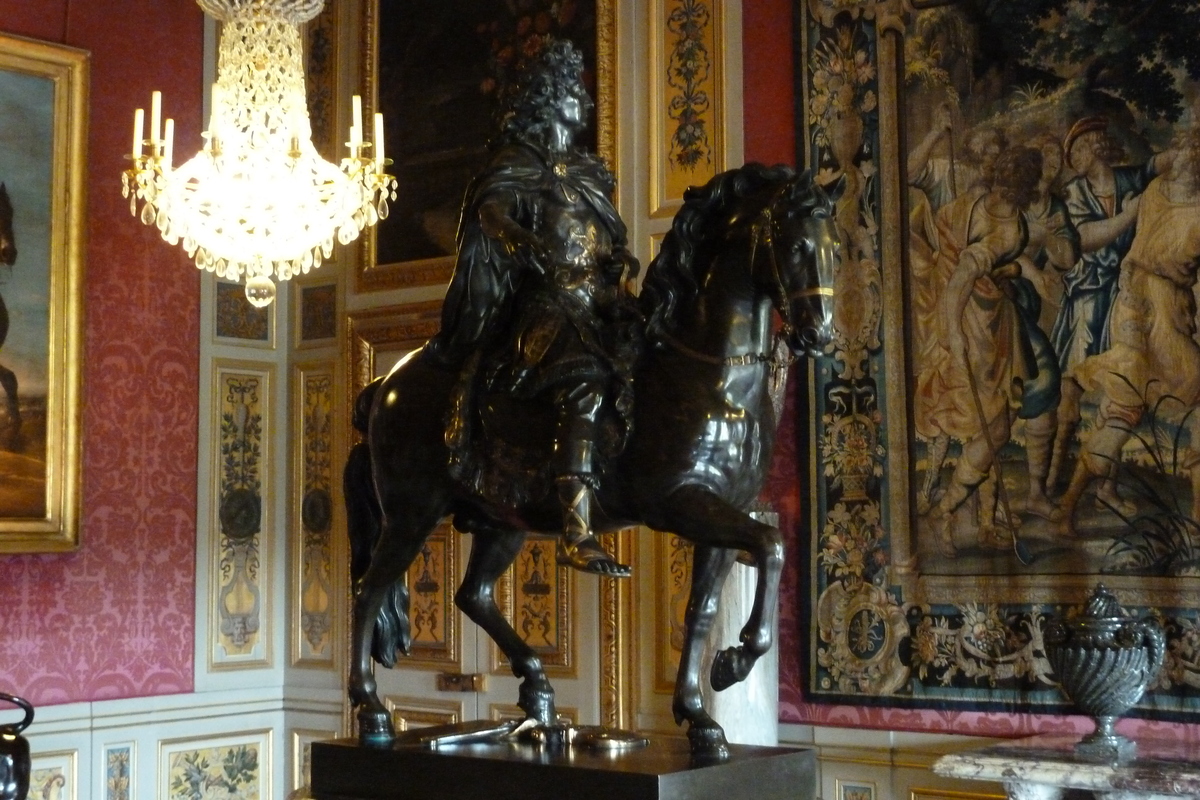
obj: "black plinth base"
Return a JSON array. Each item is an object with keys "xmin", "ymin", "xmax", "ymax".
[{"xmin": 310, "ymin": 735, "xmax": 815, "ymax": 800}]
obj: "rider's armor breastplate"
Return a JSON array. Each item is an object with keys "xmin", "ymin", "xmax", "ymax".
[{"xmin": 540, "ymin": 200, "xmax": 614, "ymax": 309}]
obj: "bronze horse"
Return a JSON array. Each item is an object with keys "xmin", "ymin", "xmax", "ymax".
[
  {"xmin": 0, "ymin": 184, "xmax": 19, "ymax": 449},
  {"xmin": 344, "ymin": 163, "xmax": 839, "ymax": 755}
]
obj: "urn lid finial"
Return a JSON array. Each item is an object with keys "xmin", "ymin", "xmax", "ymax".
[{"xmin": 1082, "ymin": 584, "xmax": 1125, "ymax": 620}]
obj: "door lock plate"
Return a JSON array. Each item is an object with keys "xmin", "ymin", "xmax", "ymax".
[{"xmin": 436, "ymin": 672, "xmax": 484, "ymax": 692}]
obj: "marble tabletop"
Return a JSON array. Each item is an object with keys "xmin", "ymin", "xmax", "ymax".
[{"xmin": 933, "ymin": 733, "xmax": 1200, "ymax": 798}]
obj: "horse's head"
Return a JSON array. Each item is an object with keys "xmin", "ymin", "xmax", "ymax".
[
  {"xmin": 754, "ymin": 172, "xmax": 840, "ymax": 358},
  {"xmin": 0, "ymin": 184, "xmax": 15, "ymax": 267}
]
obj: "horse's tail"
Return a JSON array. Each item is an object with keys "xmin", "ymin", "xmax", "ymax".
[{"xmin": 344, "ymin": 378, "xmax": 412, "ymax": 667}]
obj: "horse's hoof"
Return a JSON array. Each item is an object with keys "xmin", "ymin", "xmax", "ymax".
[
  {"xmin": 517, "ymin": 679, "xmax": 556, "ymax": 726},
  {"xmin": 357, "ymin": 709, "xmax": 395, "ymax": 746},
  {"xmin": 687, "ymin": 723, "xmax": 730, "ymax": 761},
  {"xmin": 710, "ymin": 647, "xmax": 752, "ymax": 692}
]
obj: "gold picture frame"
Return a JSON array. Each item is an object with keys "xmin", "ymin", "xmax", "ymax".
[
  {"xmin": 0, "ymin": 33, "xmax": 87, "ymax": 553},
  {"xmin": 353, "ymin": 0, "xmax": 616, "ymax": 294}
]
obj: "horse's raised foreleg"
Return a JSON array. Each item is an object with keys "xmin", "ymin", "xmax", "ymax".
[
  {"xmin": 672, "ymin": 542, "xmax": 737, "ymax": 756},
  {"xmin": 659, "ymin": 485, "xmax": 785, "ymax": 692},
  {"xmin": 454, "ymin": 525, "xmax": 555, "ymax": 726}
]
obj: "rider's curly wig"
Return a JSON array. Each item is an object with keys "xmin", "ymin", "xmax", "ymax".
[{"xmin": 498, "ymin": 38, "xmax": 594, "ymax": 147}]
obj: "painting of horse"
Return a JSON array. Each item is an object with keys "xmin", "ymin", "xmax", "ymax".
[
  {"xmin": 0, "ymin": 35, "xmax": 88, "ymax": 548},
  {"xmin": 0, "ymin": 182, "xmax": 20, "ymax": 449}
]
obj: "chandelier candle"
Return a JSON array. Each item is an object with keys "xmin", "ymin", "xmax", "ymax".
[{"xmin": 122, "ymin": 0, "xmax": 397, "ymax": 307}]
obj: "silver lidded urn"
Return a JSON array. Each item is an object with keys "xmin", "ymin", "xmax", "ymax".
[{"xmin": 1043, "ymin": 584, "xmax": 1166, "ymax": 761}]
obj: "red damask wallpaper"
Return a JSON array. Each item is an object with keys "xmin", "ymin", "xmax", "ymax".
[{"xmin": 0, "ymin": 1, "xmax": 202, "ymax": 703}]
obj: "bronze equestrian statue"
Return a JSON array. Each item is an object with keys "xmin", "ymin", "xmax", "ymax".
[{"xmin": 345, "ymin": 39, "xmax": 840, "ymax": 757}]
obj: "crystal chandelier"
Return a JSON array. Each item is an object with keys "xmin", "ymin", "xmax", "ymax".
[{"xmin": 122, "ymin": 0, "xmax": 396, "ymax": 307}]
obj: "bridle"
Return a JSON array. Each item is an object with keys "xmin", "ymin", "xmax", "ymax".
[{"xmin": 657, "ymin": 179, "xmax": 828, "ymax": 373}]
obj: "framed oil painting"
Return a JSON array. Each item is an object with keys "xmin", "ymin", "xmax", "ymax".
[
  {"xmin": 798, "ymin": 0, "xmax": 1200, "ymax": 717},
  {"xmin": 354, "ymin": 0, "xmax": 616, "ymax": 292},
  {"xmin": 0, "ymin": 33, "xmax": 86, "ymax": 553}
]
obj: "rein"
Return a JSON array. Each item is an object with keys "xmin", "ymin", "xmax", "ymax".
[
  {"xmin": 654, "ymin": 184, "xmax": 814, "ymax": 376},
  {"xmin": 656, "ymin": 326, "xmax": 786, "ymax": 368}
]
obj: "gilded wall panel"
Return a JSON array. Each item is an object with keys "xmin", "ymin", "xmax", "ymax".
[
  {"xmin": 29, "ymin": 752, "xmax": 75, "ymax": 800},
  {"xmin": 649, "ymin": 0, "xmax": 724, "ymax": 217},
  {"xmin": 293, "ymin": 362, "xmax": 336, "ymax": 666},
  {"xmin": 655, "ymin": 533, "xmax": 692, "ymax": 692},
  {"xmin": 403, "ymin": 522, "xmax": 460, "ymax": 668},
  {"xmin": 211, "ymin": 362, "xmax": 272, "ymax": 668},
  {"xmin": 494, "ymin": 537, "xmax": 574, "ymax": 676}
]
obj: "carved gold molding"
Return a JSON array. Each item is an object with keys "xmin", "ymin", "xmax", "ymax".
[
  {"xmin": 345, "ymin": 302, "xmax": 443, "ymax": 405},
  {"xmin": 383, "ymin": 695, "xmax": 463, "ymax": 732},
  {"xmin": 404, "ymin": 521, "xmax": 460, "ymax": 669},
  {"xmin": 910, "ymin": 789, "xmax": 1006, "ymax": 800},
  {"xmin": 654, "ymin": 533, "xmax": 691, "ymax": 693},
  {"xmin": 598, "ymin": 530, "xmax": 635, "ymax": 729},
  {"xmin": 648, "ymin": 0, "xmax": 725, "ymax": 217},
  {"xmin": 292, "ymin": 361, "xmax": 337, "ymax": 668}
]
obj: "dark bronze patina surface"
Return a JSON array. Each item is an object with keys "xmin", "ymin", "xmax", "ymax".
[
  {"xmin": 311, "ymin": 736, "xmax": 815, "ymax": 800},
  {"xmin": 0, "ymin": 692, "xmax": 32, "ymax": 800},
  {"xmin": 344, "ymin": 37, "xmax": 840, "ymax": 759}
]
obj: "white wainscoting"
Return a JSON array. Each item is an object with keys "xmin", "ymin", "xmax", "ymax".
[
  {"xmin": 0, "ymin": 685, "xmax": 343, "ymax": 800},
  {"xmin": 780, "ymin": 725, "xmax": 1008, "ymax": 800}
]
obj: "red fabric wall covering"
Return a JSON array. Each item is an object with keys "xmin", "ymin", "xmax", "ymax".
[
  {"xmin": 742, "ymin": 0, "xmax": 796, "ymax": 167},
  {"xmin": 0, "ymin": 0, "xmax": 202, "ymax": 704}
]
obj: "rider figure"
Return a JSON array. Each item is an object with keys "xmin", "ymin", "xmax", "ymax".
[{"xmin": 425, "ymin": 39, "xmax": 640, "ymax": 577}]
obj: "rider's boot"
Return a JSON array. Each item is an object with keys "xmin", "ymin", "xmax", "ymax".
[
  {"xmin": 555, "ymin": 472, "xmax": 628, "ymax": 576},
  {"xmin": 552, "ymin": 396, "xmax": 630, "ymax": 577}
]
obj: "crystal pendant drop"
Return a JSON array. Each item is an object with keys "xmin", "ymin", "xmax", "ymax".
[{"xmin": 245, "ymin": 275, "xmax": 276, "ymax": 308}]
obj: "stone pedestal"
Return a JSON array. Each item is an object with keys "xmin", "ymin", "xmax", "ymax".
[
  {"xmin": 934, "ymin": 733, "xmax": 1200, "ymax": 800},
  {"xmin": 310, "ymin": 735, "xmax": 815, "ymax": 800}
]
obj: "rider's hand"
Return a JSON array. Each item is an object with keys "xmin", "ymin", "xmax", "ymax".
[
  {"xmin": 501, "ymin": 227, "xmax": 549, "ymax": 275},
  {"xmin": 605, "ymin": 248, "xmax": 640, "ymax": 288}
]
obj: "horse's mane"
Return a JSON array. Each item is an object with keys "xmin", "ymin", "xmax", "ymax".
[
  {"xmin": 639, "ymin": 163, "xmax": 823, "ymax": 336},
  {"xmin": 0, "ymin": 184, "xmax": 10, "ymax": 221}
]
